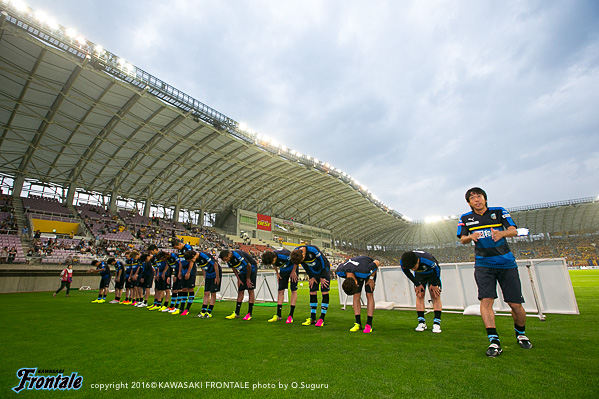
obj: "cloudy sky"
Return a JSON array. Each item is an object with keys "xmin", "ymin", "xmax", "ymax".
[{"xmin": 19, "ymin": 0, "xmax": 599, "ymax": 220}]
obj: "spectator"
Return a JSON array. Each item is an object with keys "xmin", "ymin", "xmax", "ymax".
[
  {"xmin": 7, "ymin": 247, "xmax": 16, "ymax": 264},
  {"xmin": 0, "ymin": 246, "xmax": 7, "ymax": 264}
]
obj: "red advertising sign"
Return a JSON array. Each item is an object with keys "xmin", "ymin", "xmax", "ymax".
[{"xmin": 257, "ymin": 214, "xmax": 272, "ymax": 231}]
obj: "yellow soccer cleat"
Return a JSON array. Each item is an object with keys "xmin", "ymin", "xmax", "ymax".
[
  {"xmin": 171, "ymin": 309, "xmax": 181, "ymax": 315},
  {"xmin": 225, "ymin": 312, "xmax": 239, "ymax": 319},
  {"xmin": 302, "ymin": 318, "xmax": 315, "ymax": 326},
  {"xmin": 350, "ymin": 323, "xmax": 361, "ymax": 332},
  {"xmin": 268, "ymin": 315, "xmax": 282, "ymax": 323}
]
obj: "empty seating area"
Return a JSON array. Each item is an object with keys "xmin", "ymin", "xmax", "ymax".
[{"xmin": 22, "ymin": 195, "xmax": 72, "ymax": 216}]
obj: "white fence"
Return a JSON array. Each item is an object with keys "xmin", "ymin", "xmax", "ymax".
[
  {"xmin": 337, "ymin": 258, "xmax": 579, "ymax": 318},
  {"xmin": 219, "ymin": 271, "xmax": 285, "ymax": 302}
]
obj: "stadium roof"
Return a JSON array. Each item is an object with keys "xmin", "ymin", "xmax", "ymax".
[
  {"xmin": 0, "ymin": 3, "xmax": 417, "ymax": 246},
  {"xmin": 2, "ymin": 4, "xmax": 597, "ymax": 249}
]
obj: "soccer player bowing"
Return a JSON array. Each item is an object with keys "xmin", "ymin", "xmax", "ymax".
[
  {"xmin": 192, "ymin": 251, "xmax": 222, "ymax": 319},
  {"xmin": 262, "ymin": 249, "xmax": 298, "ymax": 324},
  {"xmin": 174, "ymin": 250, "xmax": 198, "ymax": 316},
  {"xmin": 89, "ymin": 260, "xmax": 111, "ymax": 303},
  {"xmin": 336, "ymin": 256, "xmax": 380, "ymax": 333},
  {"xmin": 290, "ymin": 244, "xmax": 331, "ymax": 327},
  {"xmin": 148, "ymin": 251, "xmax": 170, "ymax": 311},
  {"xmin": 219, "ymin": 249, "xmax": 258, "ymax": 321},
  {"xmin": 400, "ymin": 250, "xmax": 443, "ymax": 333}
]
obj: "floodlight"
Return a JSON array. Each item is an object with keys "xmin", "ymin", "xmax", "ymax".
[
  {"xmin": 46, "ymin": 18, "xmax": 58, "ymax": 30},
  {"xmin": 12, "ymin": 0, "xmax": 27, "ymax": 12},
  {"xmin": 34, "ymin": 10, "xmax": 47, "ymax": 23},
  {"xmin": 65, "ymin": 28, "xmax": 76, "ymax": 38},
  {"xmin": 424, "ymin": 216, "xmax": 443, "ymax": 224}
]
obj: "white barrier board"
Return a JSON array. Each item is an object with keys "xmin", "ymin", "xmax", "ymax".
[
  {"xmin": 220, "ymin": 272, "xmax": 287, "ymax": 302},
  {"xmin": 338, "ymin": 258, "xmax": 578, "ymax": 316}
]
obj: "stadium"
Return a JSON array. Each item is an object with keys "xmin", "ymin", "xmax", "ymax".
[{"xmin": 1, "ymin": 2, "xmax": 598, "ymax": 398}]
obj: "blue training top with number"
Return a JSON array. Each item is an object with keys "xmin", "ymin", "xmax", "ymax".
[
  {"xmin": 196, "ymin": 252, "xmax": 219, "ymax": 278},
  {"xmin": 457, "ymin": 206, "xmax": 517, "ymax": 268},
  {"xmin": 227, "ymin": 250, "xmax": 257, "ymax": 274},
  {"xmin": 336, "ymin": 256, "xmax": 377, "ymax": 280},
  {"xmin": 295, "ymin": 245, "xmax": 330, "ymax": 277},
  {"xmin": 272, "ymin": 248, "xmax": 294, "ymax": 273}
]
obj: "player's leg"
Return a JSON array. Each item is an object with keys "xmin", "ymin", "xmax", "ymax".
[
  {"xmin": 244, "ymin": 273, "xmax": 256, "ymax": 321},
  {"xmin": 207, "ymin": 291, "xmax": 216, "ymax": 316},
  {"xmin": 429, "ymin": 274, "xmax": 443, "ymax": 333},
  {"xmin": 364, "ymin": 292, "xmax": 375, "ymax": 333},
  {"xmin": 270, "ymin": 272, "xmax": 289, "ymax": 322},
  {"xmin": 227, "ymin": 279, "xmax": 245, "ymax": 319},
  {"xmin": 184, "ymin": 278, "xmax": 196, "ymax": 315},
  {"xmin": 499, "ymin": 268, "xmax": 531, "ymax": 349},
  {"xmin": 316, "ymin": 273, "xmax": 330, "ymax": 327},
  {"xmin": 350, "ymin": 292, "xmax": 362, "ymax": 332},
  {"xmin": 206, "ymin": 269, "xmax": 221, "ymax": 317},
  {"xmin": 303, "ymin": 275, "xmax": 319, "ymax": 325},
  {"xmin": 163, "ymin": 284, "xmax": 171, "ymax": 311},
  {"xmin": 197, "ymin": 282, "xmax": 210, "ymax": 317},
  {"xmin": 415, "ymin": 283, "xmax": 427, "ymax": 331},
  {"xmin": 363, "ymin": 278, "xmax": 376, "ymax": 333},
  {"xmin": 475, "ymin": 266, "xmax": 502, "ymax": 357}
]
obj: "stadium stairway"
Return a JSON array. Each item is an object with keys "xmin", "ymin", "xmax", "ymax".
[
  {"xmin": 66, "ymin": 203, "xmax": 93, "ymax": 238},
  {"xmin": 11, "ymin": 196, "xmax": 31, "ymax": 245}
]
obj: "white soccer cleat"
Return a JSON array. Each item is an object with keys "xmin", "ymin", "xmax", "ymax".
[
  {"xmin": 415, "ymin": 322, "xmax": 427, "ymax": 332},
  {"xmin": 432, "ymin": 324, "xmax": 442, "ymax": 333}
]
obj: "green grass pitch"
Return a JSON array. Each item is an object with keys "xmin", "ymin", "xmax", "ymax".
[{"xmin": 2, "ymin": 271, "xmax": 598, "ymax": 398}]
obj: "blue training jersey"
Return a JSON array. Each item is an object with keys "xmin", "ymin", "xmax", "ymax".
[
  {"xmin": 196, "ymin": 252, "xmax": 219, "ymax": 278},
  {"xmin": 295, "ymin": 245, "xmax": 330, "ymax": 277},
  {"xmin": 457, "ymin": 206, "xmax": 517, "ymax": 268},
  {"xmin": 272, "ymin": 249, "xmax": 294, "ymax": 273},
  {"xmin": 227, "ymin": 250, "xmax": 257, "ymax": 274},
  {"xmin": 125, "ymin": 258, "xmax": 132, "ymax": 278},
  {"xmin": 401, "ymin": 250, "xmax": 440, "ymax": 286},
  {"xmin": 96, "ymin": 261, "xmax": 110, "ymax": 279},
  {"xmin": 336, "ymin": 256, "xmax": 377, "ymax": 280}
]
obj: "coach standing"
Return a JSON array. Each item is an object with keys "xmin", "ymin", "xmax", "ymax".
[{"xmin": 457, "ymin": 187, "xmax": 532, "ymax": 357}]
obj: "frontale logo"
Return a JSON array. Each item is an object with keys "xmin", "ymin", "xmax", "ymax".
[{"xmin": 12, "ymin": 368, "xmax": 83, "ymax": 394}]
